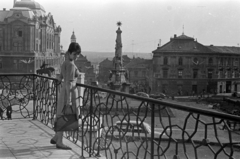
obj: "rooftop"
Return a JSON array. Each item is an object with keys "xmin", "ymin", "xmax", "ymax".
[
  {"xmin": 153, "ymin": 34, "xmax": 240, "ymax": 54},
  {"xmin": 14, "ymin": 0, "xmax": 46, "ymax": 12}
]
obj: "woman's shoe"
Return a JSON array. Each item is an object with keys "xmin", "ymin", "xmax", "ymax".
[
  {"xmin": 50, "ymin": 139, "xmax": 56, "ymax": 144},
  {"xmin": 56, "ymin": 144, "xmax": 72, "ymax": 150}
]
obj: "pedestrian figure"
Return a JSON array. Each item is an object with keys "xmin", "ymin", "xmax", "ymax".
[{"xmin": 6, "ymin": 106, "xmax": 12, "ymax": 120}]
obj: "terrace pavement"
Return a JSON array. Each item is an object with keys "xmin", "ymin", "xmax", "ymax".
[{"xmin": 0, "ymin": 117, "xmax": 104, "ymax": 159}]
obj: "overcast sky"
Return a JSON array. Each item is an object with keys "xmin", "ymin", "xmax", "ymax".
[{"xmin": 2, "ymin": 0, "xmax": 240, "ymax": 53}]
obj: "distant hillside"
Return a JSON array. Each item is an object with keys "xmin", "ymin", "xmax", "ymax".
[{"xmin": 82, "ymin": 51, "xmax": 152, "ymax": 64}]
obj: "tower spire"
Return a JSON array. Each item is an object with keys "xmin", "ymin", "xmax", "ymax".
[
  {"xmin": 70, "ymin": 30, "xmax": 76, "ymax": 43},
  {"xmin": 182, "ymin": 25, "xmax": 184, "ymax": 35}
]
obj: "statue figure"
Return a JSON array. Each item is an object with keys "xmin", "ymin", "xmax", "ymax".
[{"xmin": 40, "ymin": 61, "xmax": 49, "ymax": 69}]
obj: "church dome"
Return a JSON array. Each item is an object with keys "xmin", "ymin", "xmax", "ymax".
[
  {"xmin": 14, "ymin": 0, "xmax": 46, "ymax": 12},
  {"xmin": 71, "ymin": 31, "xmax": 76, "ymax": 39},
  {"xmin": 71, "ymin": 31, "xmax": 76, "ymax": 42}
]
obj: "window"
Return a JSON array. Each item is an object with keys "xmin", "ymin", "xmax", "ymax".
[
  {"xmin": 18, "ymin": 31, "xmax": 22, "ymax": 37},
  {"xmin": 193, "ymin": 57, "xmax": 198, "ymax": 64},
  {"xmin": 219, "ymin": 58, "xmax": 223, "ymax": 65},
  {"xmin": 208, "ymin": 69, "xmax": 213, "ymax": 79},
  {"xmin": 134, "ymin": 71, "xmax": 138, "ymax": 76},
  {"xmin": 18, "ymin": 60, "xmax": 23, "ymax": 69},
  {"xmin": 178, "ymin": 69, "xmax": 183, "ymax": 78},
  {"xmin": 13, "ymin": 60, "xmax": 18, "ymax": 69},
  {"xmin": 0, "ymin": 28, "xmax": 2, "ymax": 37},
  {"xmin": 227, "ymin": 59, "xmax": 231, "ymax": 66},
  {"xmin": 234, "ymin": 59, "xmax": 238, "ymax": 66},
  {"xmin": 178, "ymin": 57, "xmax": 183, "ymax": 65},
  {"xmin": 142, "ymin": 71, "xmax": 146, "ymax": 77},
  {"xmin": 163, "ymin": 57, "xmax": 168, "ymax": 65},
  {"xmin": 232, "ymin": 71, "xmax": 235, "ymax": 78},
  {"xmin": 193, "ymin": 69, "xmax": 198, "ymax": 79},
  {"xmin": 227, "ymin": 70, "xmax": 231, "ymax": 78},
  {"xmin": 235, "ymin": 71, "xmax": 239, "ymax": 78},
  {"xmin": 208, "ymin": 58, "xmax": 213, "ymax": 65},
  {"xmin": 163, "ymin": 69, "xmax": 168, "ymax": 78},
  {"xmin": 13, "ymin": 42, "xmax": 22, "ymax": 51},
  {"xmin": 15, "ymin": 28, "xmax": 23, "ymax": 38},
  {"xmin": 0, "ymin": 58, "xmax": 2, "ymax": 69},
  {"xmin": 219, "ymin": 71, "xmax": 223, "ymax": 78}
]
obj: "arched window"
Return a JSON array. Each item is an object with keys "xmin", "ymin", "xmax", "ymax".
[
  {"xmin": 163, "ymin": 57, "xmax": 168, "ymax": 65},
  {"xmin": 14, "ymin": 28, "xmax": 23, "ymax": 38},
  {"xmin": 193, "ymin": 57, "xmax": 198, "ymax": 64},
  {"xmin": 178, "ymin": 57, "xmax": 183, "ymax": 65},
  {"xmin": 208, "ymin": 58, "xmax": 213, "ymax": 65}
]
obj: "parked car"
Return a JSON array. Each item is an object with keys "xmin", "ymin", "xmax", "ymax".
[
  {"xmin": 106, "ymin": 120, "xmax": 164, "ymax": 140},
  {"xmin": 134, "ymin": 92, "xmax": 149, "ymax": 98},
  {"xmin": 150, "ymin": 93, "xmax": 168, "ymax": 99},
  {"xmin": 95, "ymin": 92, "xmax": 107, "ymax": 99},
  {"xmin": 232, "ymin": 91, "xmax": 240, "ymax": 98}
]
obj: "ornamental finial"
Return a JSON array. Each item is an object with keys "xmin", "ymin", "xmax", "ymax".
[{"xmin": 117, "ymin": 21, "xmax": 122, "ymax": 27}]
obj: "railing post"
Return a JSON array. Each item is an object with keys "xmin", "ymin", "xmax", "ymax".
[
  {"xmin": 89, "ymin": 88, "xmax": 93, "ymax": 157},
  {"xmin": 32, "ymin": 75, "xmax": 36, "ymax": 120},
  {"xmin": 151, "ymin": 103, "xmax": 155, "ymax": 159},
  {"xmin": 55, "ymin": 79, "xmax": 58, "ymax": 114}
]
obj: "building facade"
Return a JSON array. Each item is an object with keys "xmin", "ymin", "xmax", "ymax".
[
  {"xmin": 98, "ymin": 58, "xmax": 112, "ymax": 83},
  {"xmin": 0, "ymin": 0, "xmax": 63, "ymax": 76},
  {"xmin": 98, "ymin": 55, "xmax": 132, "ymax": 84},
  {"xmin": 125, "ymin": 57, "xmax": 152, "ymax": 93},
  {"xmin": 152, "ymin": 34, "xmax": 240, "ymax": 96}
]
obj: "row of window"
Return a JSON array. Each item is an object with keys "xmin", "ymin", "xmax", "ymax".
[
  {"xmin": 161, "ymin": 57, "xmax": 239, "ymax": 66},
  {"xmin": 160, "ymin": 69, "xmax": 239, "ymax": 79},
  {"xmin": 0, "ymin": 58, "xmax": 62, "ymax": 70}
]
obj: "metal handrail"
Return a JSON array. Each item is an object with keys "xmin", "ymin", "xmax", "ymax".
[{"xmin": 77, "ymin": 83, "xmax": 240, "ymax": 122}]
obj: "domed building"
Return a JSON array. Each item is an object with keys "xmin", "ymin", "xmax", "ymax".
[
  {"xmin": 0, "ymin": 0, "xmax": 63, "ymax": 76},
  {"xmin": 14, "ymin": 0, "xmax": 46, "ymax": 13}
]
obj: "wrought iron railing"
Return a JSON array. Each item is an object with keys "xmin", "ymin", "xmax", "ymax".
[{"xmin": 0, "ymin": 74, "xmax": 240, "ymax": 159}]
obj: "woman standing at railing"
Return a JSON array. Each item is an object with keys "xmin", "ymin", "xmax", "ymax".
[{"xmin": 50, "ymin": 42, "xmax": 81, "ymax": 150}]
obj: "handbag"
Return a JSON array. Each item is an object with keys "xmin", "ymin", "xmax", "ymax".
[{"xmin": 54, "ymin": 105, "xmax": 78, "ymax": 131}]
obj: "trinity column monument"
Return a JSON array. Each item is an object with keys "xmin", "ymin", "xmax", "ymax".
[{"xmin": 108, "ymin": 22, "xmax": 130, "ymax": 92}]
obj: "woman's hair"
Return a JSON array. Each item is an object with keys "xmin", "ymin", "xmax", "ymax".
[{"xmin": 68, "ymin": 42, "xmax": 81, "ymax": 55}]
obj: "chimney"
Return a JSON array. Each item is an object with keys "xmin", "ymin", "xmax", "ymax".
[
  {"xmin": 3, "ymin": 8, "xmax": 6, "ymax": 11},
  {"xmin": 159, "ymin": 39, "xmax": 161, "ymax": 47},
  {"xmin": 174, "ymin": 34, "xmax": 177, "ymax": 38}
]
